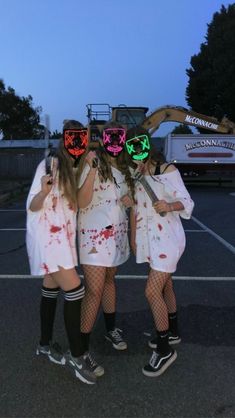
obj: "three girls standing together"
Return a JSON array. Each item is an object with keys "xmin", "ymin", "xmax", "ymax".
[{"xmin": 26, "ymin": 119, "xmax": 194, "ymax": 385}]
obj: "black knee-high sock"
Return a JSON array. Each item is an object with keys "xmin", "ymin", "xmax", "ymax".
[
  {"xmin": 80, "ymin": 332, "xmax": 91, "ymax": 353},
  {"xmin": 157, "ymin": 330, "xmax": 170, "ymax": 355},
  {"xmin": 103, "ymin": 311, "xmax": 116, "ymax": 332},
  {"xmin": 168, "ymin": 312, "xmax": 179, "ymax": 336},
  {"xmin": 64, "ymin": 284, "xmax": 85, "ymax": 358},
  {"xmin": 40, "ymin": 286, "xmax": 60, "ymax": 346}
]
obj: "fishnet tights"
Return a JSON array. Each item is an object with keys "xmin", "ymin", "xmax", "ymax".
[
  {"xmin": 145, "ymin": 270, "xmax": 177, "ymax": 332},
  {"xmin": 102, "ymin": 266, "xmax": 117, "ymax": 313},
  {"xmin": 81, "ymin": 265, "xmax": 117, "ymax": 333}
]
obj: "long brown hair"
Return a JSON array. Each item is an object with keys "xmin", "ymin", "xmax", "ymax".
[
  {"xmin": 56, "ymin": 119, "xmax": 85, "ymax": 210},
  {"xmin": 98, "ymin": 121, "xmax": 135, "ymax": 199}
]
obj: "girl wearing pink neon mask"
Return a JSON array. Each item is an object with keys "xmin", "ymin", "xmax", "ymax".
[{"xmin": 77, "ymin": 122, "xmax": 135, "ymax": 373}]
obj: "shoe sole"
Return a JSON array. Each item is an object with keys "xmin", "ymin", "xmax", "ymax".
[
  {"xmin": 142, "ymin": 351, "xmax": 177, "ymax": 377},
  {"xmin": 67, "ymin": 361, "xmax": 96, "ymax": 385},
  {"xmin": 94, "ymin": 367, "xmax": 105, "ymax": 377},
  {"xmin": 148, "ymin": 338, "xmax": 181, "ymax": 349},
  {"xmin": 36, "ymin": 350, "xmax": 66, "ymax": 365},
  {"xmin": 105, "ymin": 336, "xmax": 127, "ymax": 350}
]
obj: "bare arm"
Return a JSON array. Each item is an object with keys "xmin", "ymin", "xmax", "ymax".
[
  {"xmin": 153, "ymin": 199, "xmax": 184, "ymax": 214},
  {"xmin": 29, "ymin": 174, "xmax": 53, "ymax": 212}
]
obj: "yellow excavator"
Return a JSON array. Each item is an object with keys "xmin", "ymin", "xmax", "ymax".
[
  {"xmin": 86, "ymin": 103, "xmax": 235, "ymax": 138},
  {"xmin": 86, "ymin": 103, "xmax": 235, "ymax": 176}
]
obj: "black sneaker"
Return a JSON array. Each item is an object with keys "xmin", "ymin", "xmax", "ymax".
[
  {"xmin": 84, "ymin": 352, "xmax": 104, "ymax": 377},
  {"xmin": 142, "ymin": 349, "xmax": 177, "ymax": 377},
  {"xmin": 36, "ymin": 342, "xmax": 66, "ymax": 365},
  {"xmin": 148, "ymin": 333, "xmax": 181, "ymax": 349},
  {"xmin": 169, "ymin": 334, "xmax": 181, "ymax": 345},
  {"xmin": 65, "ymin": 352, "xmax": 97, "ymax": 385},
  {"xmin": 105, "ymin": 328, "xmax": 127, "ymax": 350}
]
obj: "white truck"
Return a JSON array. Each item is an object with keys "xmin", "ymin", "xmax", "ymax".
[
  {"xmin": 87, "ymin": 104, "xmax": 235, "ymax": 176},
  {"xmin": 164, "ymin": 134, "xmax": 235, "ymax": 175}
]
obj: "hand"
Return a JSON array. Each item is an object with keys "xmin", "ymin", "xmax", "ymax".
[
  {"xmin": 41, "ymin": 175, "xmax": 53, "ymax": 195},
  {"xmin": 134, "ymin": 161, "xmax": 145, "ymax": 174},
  {"xmin": 120, "ymin": 194, "xmax": 134, "ymax": 208},
  {"xmin": 85, "ymin": 151, "xmax": 97, "ymax": 168},
  {"xmin": 153, "ymin": 200, "xmax": 171, "ymax": 214}
]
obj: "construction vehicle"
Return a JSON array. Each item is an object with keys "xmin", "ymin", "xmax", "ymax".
[{"xmin": 86, "ymin": 103, "xmax": 235, "ymax": 175}]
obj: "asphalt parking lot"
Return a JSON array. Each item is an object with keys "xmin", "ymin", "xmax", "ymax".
[{"xmin": 0, "ymin": 185, "xmax": 235, "ymax": 418}]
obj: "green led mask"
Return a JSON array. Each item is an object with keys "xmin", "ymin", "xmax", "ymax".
[{"xmin": 125, "ymin": 134, "xmax": 150, "ymax": 161}]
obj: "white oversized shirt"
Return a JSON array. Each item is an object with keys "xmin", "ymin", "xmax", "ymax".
[
  {"xmin": 26, "ymin": 160, "xmax": 77, "ymax": 276},
  {"xmin": 77, "ymin": 164, "xmax": 130, "ymax": 267},
  {"xmin": 134, "ymin": 168, "xmax": 194, "ymax": 273}
]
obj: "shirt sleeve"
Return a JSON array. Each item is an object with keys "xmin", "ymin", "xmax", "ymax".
[
  {"xmin": 26, "ymin": 160, "xmax": 45, "ymax": 210},
  {"xmin": 164, "ymin": 169, "xmax": 194, "ymax": 219},
  {"xmin": 78, "ymin": 163, "xmax": 91, "ymax": 188}
]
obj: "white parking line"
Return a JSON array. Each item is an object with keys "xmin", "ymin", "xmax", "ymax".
[
  {"xmin": 192, "ymin": 216, "xmax": 235, "ymax": 254},
  {"xmin": 0, "ymin": 209, "xmax": 25, "ymax": 212},
  {"xmin": 0, "ymin": 274, "xmax": 234, "ymax": 280},
  {"xmin": 0, "ymin": 228, "xmax": 26, "ymax": 231}
]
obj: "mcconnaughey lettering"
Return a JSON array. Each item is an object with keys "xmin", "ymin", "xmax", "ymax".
[
  {"xmin": 185, "ymin": 139, "xmax": 235, "ymax": 151},
  {"xmin": 185, "ymin": 115, "xmax": 218, "ymax": 130}
]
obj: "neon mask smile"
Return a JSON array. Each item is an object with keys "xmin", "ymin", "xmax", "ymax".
[
  {"xmin": 102, "ymin": 128, "xmax": 126, "ymax": 157},
  {"xmin": 125, "ymin": 134, "xmax": 150, "ymax": 161},
  {"xmin": 63, "ymin": 128, "xmax": 88, "ymax": 159}
]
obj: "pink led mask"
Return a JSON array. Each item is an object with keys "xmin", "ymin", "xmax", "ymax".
[{"xmin": 102, "ymin": 128, "xmax": 126, "ymax": 157}]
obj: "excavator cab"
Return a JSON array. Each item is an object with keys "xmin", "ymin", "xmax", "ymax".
[
  {"xmin": 86, "ymin": 103, "xmax": 149, "ymax": 144},
  {"xmin": 111, "ymin": 106, "xmax": 149, "ymax": 129}
]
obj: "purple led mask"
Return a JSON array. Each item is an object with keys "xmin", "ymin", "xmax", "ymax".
[{"xmin": 102, "ymin": 127, "xmax": 126, "ymax": 157}]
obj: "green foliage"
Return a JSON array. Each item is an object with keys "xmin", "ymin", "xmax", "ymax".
[
  {"xmin": 0, "ymin": 79, "xmax": 42, "ymax": 139},
  {"xmin": 186, "ymin": 4, "xmax": 235, "ymax": 126},
  {"xmin": 171, "ymin": 124, "xmax": 193, "ymax": 134}
]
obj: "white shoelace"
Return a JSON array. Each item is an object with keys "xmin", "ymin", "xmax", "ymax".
[
  {"xmin": 110, "ymin": 328, "xmax": 123, "ymax": 342},
  {"xmin": 149, "ymin": 351, "xmax": 158, "ymax": 367}
]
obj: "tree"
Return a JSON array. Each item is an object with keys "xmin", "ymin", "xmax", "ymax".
[
  {"xmin": 171, "ymin": 124, "xmax": 193, "ymax": 134},
  {"xmin": 186, "ymin": 4, "xmax": 235, "ymax": 126},
  {"xmin": 0, "ymin": 79, "xmax": 42, "ymax": 139}
]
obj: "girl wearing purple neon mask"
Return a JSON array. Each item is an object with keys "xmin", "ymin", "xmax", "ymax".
[{"xmin": 77, "ymin": 122, "xmax": 135, "ymax": 372}]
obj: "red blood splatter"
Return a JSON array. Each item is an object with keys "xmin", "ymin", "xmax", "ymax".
[
  {"xmin": 159, "ymin": 254, "xmax": 167, "ymax": 259},
  {"xmin": 50, "ymin": 225, "xmax": 62, "ymax": 233},
  {"xmin": 158, "ymin": 224, "xmax": 163, "ymax": 231},
  {"xmin": 100, "ymin": 226, "xmax": 114, "ymax": 239},
  {"xmin": 43, "ymin": 263, "xmax": 49, "ymax": 274}
]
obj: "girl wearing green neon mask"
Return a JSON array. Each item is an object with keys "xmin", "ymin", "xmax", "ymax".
[{"xmin": 127, "ymin": 126, "xmax": 194, "ymax": 378}]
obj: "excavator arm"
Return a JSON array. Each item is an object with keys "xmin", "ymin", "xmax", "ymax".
[{"xmin": 142, "ymin": 105, "xmax": 235, "ymax": 135}]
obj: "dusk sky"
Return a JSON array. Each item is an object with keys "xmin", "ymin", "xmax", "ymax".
[{"xmin": 1, "ymin": 0, "xmax": 233, "ymax": 136}]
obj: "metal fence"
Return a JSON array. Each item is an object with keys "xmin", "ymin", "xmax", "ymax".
[{"xmin": 0, "ymin": 149, "xmax": 44, "ymax": 179}]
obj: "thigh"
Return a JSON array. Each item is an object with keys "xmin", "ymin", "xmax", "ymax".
[
  {"xmin": 50, "ymin": 267, "xmax": 81, "ymax": 291},
  {"xmin": 82, "ymin": 265, "xmax": 106, "ymax": 295},
  {"xmin": 105, "ymin": 266, "xmax": 117, "ymax": 281},
  {"xmin": 43, "ymin": 274, "xmax": 58, "ymax": 288},
  {"xmin": 147, "ymin": 269, "xmax": 170, "ymax": 292}
]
